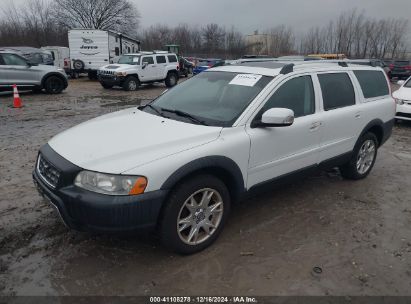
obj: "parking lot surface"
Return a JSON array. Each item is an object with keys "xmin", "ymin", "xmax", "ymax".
[{"xmin": 0, "ymin": 79, "xmax": 410, "ymax": 296}]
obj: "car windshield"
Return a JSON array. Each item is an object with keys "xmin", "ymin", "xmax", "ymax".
[
  {"xmin": 118, "ymin": 55, "xmax": 140, "ymax": 65},
  {"xmin": 142, "ymin": 71, "xmax": 273, "ymax": 127},
  {"xmin": 404, "ymin": 78, "xmax": 411, "ymax": 88}
]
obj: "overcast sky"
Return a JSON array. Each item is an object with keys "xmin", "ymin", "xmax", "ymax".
[{"xmin": 135, "ymin": 0, "xmax": 411, "ymax": 37}]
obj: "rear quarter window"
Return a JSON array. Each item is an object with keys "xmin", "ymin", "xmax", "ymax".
[
  {"xmin": 168, "ymin": 55, "xmax": 177, "ymax": 63},
  {"xmin": 354, "ymin": 70, "xmax": 389, "ymax": 98}
]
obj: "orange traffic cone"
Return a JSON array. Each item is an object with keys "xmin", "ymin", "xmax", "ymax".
[{"xmin": 12, "ymin": 84, "xmax": 22, "ymax": 108}]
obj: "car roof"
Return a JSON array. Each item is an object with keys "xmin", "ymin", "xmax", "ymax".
[{"xmin": 210, "ymin": 60, "xmax": 386, "ymax": 77}]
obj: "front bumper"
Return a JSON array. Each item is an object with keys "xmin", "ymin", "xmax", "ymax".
[
  {"xmin": 396, "ymin": 102, "xmax": 411, "ymax": 121},
  {"xmin": 98, "ymin": 75, "xmax": 125, "ymax": 86},
  {"xmin": 32, "ymin": 144, "xmax": 167, "ymax": 232}
]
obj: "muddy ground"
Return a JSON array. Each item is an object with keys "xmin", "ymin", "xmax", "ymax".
[{"xmin": 0, "ymin": 78, "xmax": 410, "ymax": 296}]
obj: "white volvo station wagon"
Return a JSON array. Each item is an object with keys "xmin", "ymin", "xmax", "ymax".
[{"xmin": 33, "ymin": 61, "xmax": 395, "ymax": 254}]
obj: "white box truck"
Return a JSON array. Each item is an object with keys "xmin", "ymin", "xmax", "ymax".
[{"xmin": 68, "ymin": 29, "xmax": 141, "ymax": 79}]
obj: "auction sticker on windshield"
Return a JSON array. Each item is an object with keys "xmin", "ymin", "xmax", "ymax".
[{"xmin": 229, "ymin": 74, "xmax": 262, "ymax": 87}]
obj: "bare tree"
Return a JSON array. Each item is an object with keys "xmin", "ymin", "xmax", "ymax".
[
  {"xmin": 0, "ymin": 0, "xmax": 68, "ymax": 47},
  {"xmin": 201, "ymin": 23, "xmax": 226, "ymax": 56},
  {"xmin": 52, "ymin": 0, "xmax": 140, "ymax": 34}
]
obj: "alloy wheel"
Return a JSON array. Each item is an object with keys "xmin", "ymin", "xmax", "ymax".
[
  {"xmin": 356, "ymin": 139, "xmax": 376, "ymax": 174},
  {"xmin": 177, "ymin": 188, "xmax": 224, "ymax": 245}
]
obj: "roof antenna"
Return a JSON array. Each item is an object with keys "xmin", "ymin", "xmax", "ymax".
[{"xmin": 280, "ymin": 63, "xmax": 294, "ymax": 74}]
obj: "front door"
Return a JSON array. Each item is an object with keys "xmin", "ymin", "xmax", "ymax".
[
  {"xmin": 139, "ymin": 56, "xmax": 157, "ymax": 82},
  {"xmin": 0, "ymin": 53, "xmax": 39, "ymax": 86},
  {"xmin": 246, "ymin": 74, "xmax": 322, "ymax": 188}
]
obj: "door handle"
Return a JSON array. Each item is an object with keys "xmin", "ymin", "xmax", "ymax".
[{"xmin": 309, "ymin": 122, "xmax": 322, "ymax": 131}]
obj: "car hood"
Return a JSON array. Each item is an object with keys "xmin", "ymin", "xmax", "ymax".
[
  {"xmin": 48, "ymin": 108, "xmax": 222, "ymax": 173},
  {"xmin": 100, "ymin": 64, "xmax": 138, "ymax": 71},
  {"xmin": 393, "ymin": 87, "xmax": 411, "ymax": 100}
]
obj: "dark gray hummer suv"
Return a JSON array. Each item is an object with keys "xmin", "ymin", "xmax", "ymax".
[{"xmin": 0, "ymin": 50, "xmax": 68, "ymax": 94}]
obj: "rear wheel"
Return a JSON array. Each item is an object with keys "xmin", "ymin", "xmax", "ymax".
[
  {"xmin": 44, "ymin": 76, "xmax": 65, "ymax": 94},
  {"xmin": 160, "ymin": 175, "xmax": 230, "ymax": 254},
  {"xmin": 339, "ymin": 132, "xmax": 378, "ymax": 180},
  {"xmin": 165, "ymin": 72, "xmax": 178, "ymax": 88}
]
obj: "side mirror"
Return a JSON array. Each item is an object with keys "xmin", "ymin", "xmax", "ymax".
[
  {"xmin": 142, "ymin": 62, "xmax": 148, "ymax": 69},
  {"xmin": 397, "ymin": 80, "xmax": 405, "ymax": 86},
  {"xmin": 252, "ymin": 108, "xmax": 295, "ymax": 128}
]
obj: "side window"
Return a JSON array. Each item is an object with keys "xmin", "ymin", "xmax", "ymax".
[
  {"xmin": 2, "ymin": 53, "xmax": 27, "ymax": 66},
  {"xmin": 260, "ymin": 75, "xmax": 315, "ymax": 118},
  {"xmin": 156, "ymin": 56, "xmax": 166, "ymax": 64},
  {"xmin": 318, "ymin": 73, "xmax": 356, "ymax": 111},
  {"xmin": 354, "ymin": 70, "xmax": 389, "ymax": 98},
  {"xmin": 167, "ymin": 55, "xmax": 177, "ymax": 63},
  {"xmin": 142, "ymin": 56, "xmax": 154, "ymax": 65}
]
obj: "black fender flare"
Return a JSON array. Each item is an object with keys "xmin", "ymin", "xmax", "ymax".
[
  {"xmin": 358, "ymin": 118, "xmax": 386, "ymax": 146},
  {"xmin": 160, "ymin": 156, "xmax": 246, "ymax": 201}
]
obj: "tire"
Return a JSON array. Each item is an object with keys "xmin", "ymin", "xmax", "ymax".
[
  {"xmin": 339, "ymin": 132, "xmax": 378, "ymax": 180},
  {"xmin": 72, "ymin": 60, "xmax": 84, "ymax": 71},
  {"xmin": 165, "ymin": 72, "xmax": 178, "ymax": 88},
  {"xmin": 44, "ymin": 76, "xmax": 65, "ymax": 94},
  {"xmin": 100, "ymin": 83, "xmax": 113, "ymax": 89},
  {"xmin": 160, "ymin": 174, "xmax": 231, "ymax": 254},
  {"xmin": 122, "ymin": 76, "xmax": 139, "ymax": 91}
]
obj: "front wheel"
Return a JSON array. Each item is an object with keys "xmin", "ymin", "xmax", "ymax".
[
  {"xmin": 160, "ymin": 175, "xmax": 230, "ymax": 254},
  {"xmin": 339, "ymin": 132, "xmax": 378, "ymax": 180},
  {"xmin": 44, "ymin": 76, "xmax": 65, "ymax": 94},
  {"xmin": 165, "ymin": 72, "xmax": 178, "ymax": 88},
  {"xmin": 122, "ymin": 76, "xmax": 139, "ymax": 91}
]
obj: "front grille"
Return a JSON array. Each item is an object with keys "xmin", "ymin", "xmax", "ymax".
[
  {"xmin": 99, "ymin": 70, "xmax": 115, "ymax": 76},
  {"xmin": 396, "ymin": 112, "xmax": 411, "ymax": 119},
  {"xmin": 37, "ymin": 154, "xmax": 60, "ymax": 188}
]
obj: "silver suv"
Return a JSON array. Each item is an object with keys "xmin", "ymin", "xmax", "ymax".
[
  {"xmin": 98, "ymin": 52, "xmax": 180, "ymax": 91},
  {"xmin": 0, "ymin": 50, "xmax": 68, "ymax": 94}
]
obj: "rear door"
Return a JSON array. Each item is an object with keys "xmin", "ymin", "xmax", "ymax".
[
  {"xmin": 155, "ymin": 55, "xmax": 167, "ymax": 79},
  {"xmin": 314, "ymin": 72, "xmax": 363, "ymax": 162}
]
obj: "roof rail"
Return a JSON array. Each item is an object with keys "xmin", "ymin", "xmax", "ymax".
[
  {"xmin": 280, "ymin": 63, "xmax": 294, "ymax": 74},
  {"xmin": 338, "ymin": 61, "xmax": 348, "ymax": 67}
]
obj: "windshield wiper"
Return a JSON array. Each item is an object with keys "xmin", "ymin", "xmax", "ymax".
[
  {"xmin": 160, "ymin": 108, "xmax": 209, "ymax": 126},
  {"xmin": 139, "ymin": 103, "xmax": 167, "ymax": 117}
]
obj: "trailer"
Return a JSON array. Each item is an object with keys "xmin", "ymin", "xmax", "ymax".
[{"xmin": 68, "ymin": 29, "xmax": 141, "ymax": 79}]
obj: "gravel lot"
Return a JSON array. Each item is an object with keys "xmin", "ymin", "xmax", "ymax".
[{"xmin": 0, "ymin": 78, "xmax": 410, "ymax": 296}]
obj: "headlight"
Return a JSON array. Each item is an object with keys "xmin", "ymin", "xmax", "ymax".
[
  {"xmin": 395, "ymin": 98, "xmax": 405, "ymax": 105},
  {"xmin": 115, "ymin": 71, "xmax": 127, "ymax": 76},
  {"xmin": 74, "ymin": 171, "xmax": 147, "ymax": 196}
]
